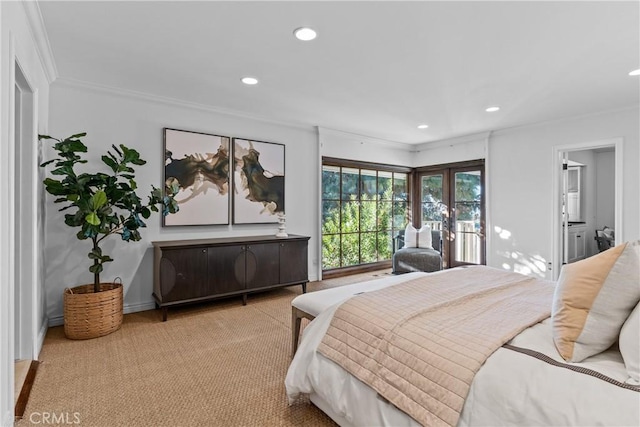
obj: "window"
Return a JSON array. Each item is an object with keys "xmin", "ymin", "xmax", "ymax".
[{"xmin": 322, "ymin": 158, "xmax": 410, "ymax": 272}]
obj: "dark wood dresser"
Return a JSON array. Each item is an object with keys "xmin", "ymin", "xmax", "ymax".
[{"xmin": 152, "ymin": 234, "xmax": 310, "ymax": 320}]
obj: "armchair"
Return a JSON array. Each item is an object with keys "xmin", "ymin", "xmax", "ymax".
[{"xmin": 392, "ymin": 229, "xmax": 443, "ymax": 274}]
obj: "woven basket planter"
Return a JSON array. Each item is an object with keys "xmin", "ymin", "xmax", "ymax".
[{"xmin": 63, "ymin": 282, "xmax": 123, "ymax": 340}]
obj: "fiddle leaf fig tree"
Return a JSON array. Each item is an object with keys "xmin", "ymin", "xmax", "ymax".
[{"xmin": 40, "ymin": 133, "xmax": 180, "ymax": 293}]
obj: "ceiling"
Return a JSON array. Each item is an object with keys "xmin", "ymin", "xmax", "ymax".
[{"xmin": 39, "ymin": 1, "xmax": 640, "ymax": 145}]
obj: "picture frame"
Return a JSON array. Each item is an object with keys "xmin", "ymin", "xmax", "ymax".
[
  {"xmin": 163, "ymin": 128, "xmax": 231, "ymax": 226},
  {"xmin": 232, "ymin": 138, "xmax": 285, "ymax": 224}
]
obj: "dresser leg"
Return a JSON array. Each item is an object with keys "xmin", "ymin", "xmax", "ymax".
[
  {"xmin": 302, "ymin": 282, "xmax": 307, "ymax": 293},
  {"xmin": 242, "ymin": 293, "xmax": 247, "ymax": 306},
  {"xmin": 162, "ymin": 307, "xmax": 168, "ymax": 322}
]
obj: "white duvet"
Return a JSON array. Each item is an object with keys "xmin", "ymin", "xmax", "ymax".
[{"xmin": 286, "ymin": 300, "xmax": 640, "ymax": 426}]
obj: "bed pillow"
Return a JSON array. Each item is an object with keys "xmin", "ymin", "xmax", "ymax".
[
  {"xmin": 619, "ymin": 302, "xmax": 640, "ymax": 384},
  {"xmin": 417, "ymin": 224, "xmax": 433, "ymax": 249},
  {"xmin": 403, "ymin": 224, "xmax": 418, "ymax": 248},
  {"xmin": 551, "ymin": 240, "xmax": 640, "ymax": 362}
]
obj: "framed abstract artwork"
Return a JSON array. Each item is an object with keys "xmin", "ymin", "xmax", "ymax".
[
  {"xmin": 232, "ymin": 138, "xmax": 285, "ymax": 224},
  {"xmin": 163, "ymin": 128, "xmax": 230, "ymax": 226}
]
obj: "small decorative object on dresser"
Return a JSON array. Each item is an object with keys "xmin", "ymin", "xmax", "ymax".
[
  {"xmin": 152, "ymin": 234, "xmax": 309, "ymax": 321},
  {"xmin": 276, "ymin": 213, "xmax": 288, "ymax": 237}
]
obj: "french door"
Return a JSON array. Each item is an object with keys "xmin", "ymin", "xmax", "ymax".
[{"xmin": 415, "ymin": 160, "xmax": 485, "ymax": 268}]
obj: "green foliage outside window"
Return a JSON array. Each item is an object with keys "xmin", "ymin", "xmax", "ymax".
[{"xmin": 322, "ymin": 165, "xmax": 408, "ymax": 271}]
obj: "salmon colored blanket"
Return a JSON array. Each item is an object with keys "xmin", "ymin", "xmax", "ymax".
[{"xmin": 318, "ymin": 266, "xmax": 554, "ymax": 426}]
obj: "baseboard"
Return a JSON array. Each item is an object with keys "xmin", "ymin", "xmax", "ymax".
[
  {"xmin": 35, "ymin": 319, "xmax": 48, "ymax": 357},
  {"xmin": 123, "ymin": 301, "xmax": 157, "ymax": 315},
  {"xmin": 48, "ymin": 300, "xmax": 157, "ymax": 327}
]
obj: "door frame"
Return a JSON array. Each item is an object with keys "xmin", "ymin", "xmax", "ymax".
[
  {"xmin": 551, "ymin": 138, "xmax": 623, "ymax": 280},
  {"xmin": 12, "ymin": 55, "xmax": 40, "ymax": 362},
  {"xmin": 414, "ymin": 159, "xmax": 486, "ymax": 268}
]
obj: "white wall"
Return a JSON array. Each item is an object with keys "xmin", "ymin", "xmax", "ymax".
[
  {"xmin": 0, "ymin": 1, "xmax": 52, "ymax": 425},
  {"xmin": 319, "ymin": 127, "xmax": 413, "ymax": 166},
  {"xmin": 45, "ymin": 81, "xmax": 319, "ymax": 324},
  {"xmin": 488, "ymin": 107, "xmax": 639, "ymax": 279},
  {"xmin": 567, "ymin": 150, "xmax": 596, "ymax": 257},
  {"xmin": 412, "ymin": 132, "xmax": 488, "ymax": 167},
  {"xmin": 595, "ymin": 151, "xmax": 615, "ymax": 231}
]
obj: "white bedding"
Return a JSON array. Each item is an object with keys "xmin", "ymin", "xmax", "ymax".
[{"xmin": 286, "ymin": 285, "xmax": 640, "ymax": 426}]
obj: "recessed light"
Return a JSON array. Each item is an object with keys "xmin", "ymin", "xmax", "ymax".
[
  {"xmin": 485, "ymin": 106, "xmax": 500, "ymax": 113},
  {"xmin": 241, "ymin": 77, "xmax": 258, "ymax": 85},
  {"xmin": 417, "ymin": 124, "xmax": 429, "ymax": 129},
  {"xmin": 629, "ymin": 69, "xmax": 640, "ymax": 76},
  {"xmin": 294, "ymin": 27, "xmax": 317, "ymax": 41}
]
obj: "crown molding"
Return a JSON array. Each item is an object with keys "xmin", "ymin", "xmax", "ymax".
[
  {"xmin": 318, "ymin": 126, "xmax": 414, "ymax": 151},
  {"xmin": 53, "ymin": 77, "xmax": 317, "ymax": 134},
  {"xmin": 22, "ymin": 0, "xmax": 58, "ymax": 83},
  {"xmin": 414, "ymin": 131, "xmax": 492, "ymax": 152}
]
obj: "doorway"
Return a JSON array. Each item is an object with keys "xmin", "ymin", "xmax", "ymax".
[
  {"xmin": 414, "ymin": 160, "xmax": 486, "ymax": 268},
  {"xmin": 13, "ymin": 63, "xmax": 37, "ymax": 360},
  {"xmin": 552, "ymin": 139, "xmax": 623, "ymax": 280}
]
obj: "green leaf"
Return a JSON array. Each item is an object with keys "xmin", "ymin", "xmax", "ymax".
[
  {"xmin": 40, "ymin": 159, "xmax": 55, "ymax": 167},
  {"xmin": 102, "ymin": 155, "xmax": 118, "ymax": 172},
  {"xmin": 89, "ymin": 263, "xmax": 103, "ymax": 274},
  {"xmin": 111, "ymin": 144, "xmax": 122, "ymax": 156},
  {"xmin": 68, "ymin": 132, "xmax": 87, "ymax": 139},
  {"xmin": 67, "ymin": 194, "xmax": 79, "ymax": 201},
  {"xmin": 85, "ymin": 212, "xmax": 100, "ymax": 225},
  {"xmin": 91, "ymin": 190, "xmax": 108, "ymax": 210}
]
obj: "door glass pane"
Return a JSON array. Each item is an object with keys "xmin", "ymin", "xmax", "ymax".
[
  {"xmin": 454, "ymin": 171, "xmax": 482, "ymax": 264},
  {"xmin": 421, "ymin": 174, "xmax": 444, "ymax": 229}
]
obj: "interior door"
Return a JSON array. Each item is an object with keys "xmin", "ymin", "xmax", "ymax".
[{"xmin": 417, "ymin": 161, "xmax": 485, "ymax": 268}]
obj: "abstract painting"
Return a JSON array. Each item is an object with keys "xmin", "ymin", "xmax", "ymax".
[
  {"xmin": 163, "ymin": 128, "xmax": 230, "ymax": 226},
  {"xmin": 232, "ymin": 138, "xmax": 285, "ymax": 224}
]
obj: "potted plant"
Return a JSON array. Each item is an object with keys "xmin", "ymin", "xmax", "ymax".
[{"xmin": 40, "ymin": 132, "xmax": 179, "ymax": 339}]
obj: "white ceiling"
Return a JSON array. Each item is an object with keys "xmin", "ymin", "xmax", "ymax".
[{"xmin": 39, "ymin": 1, "xmax": 640, "ymax": 145}]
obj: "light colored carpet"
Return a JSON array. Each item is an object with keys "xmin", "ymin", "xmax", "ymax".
[{"xmin": 17, "ymin": 269, "xmax": 391, "ymax": 426}]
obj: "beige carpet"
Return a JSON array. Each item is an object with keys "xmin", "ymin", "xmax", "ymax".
[{"xmin": 17, "ymin": 269, "xmax": 391, "ymax": 426}]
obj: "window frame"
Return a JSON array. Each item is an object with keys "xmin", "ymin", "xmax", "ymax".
[{"xmin": 322, "ymin": 157, "xmax": 412, "ymax": 278}]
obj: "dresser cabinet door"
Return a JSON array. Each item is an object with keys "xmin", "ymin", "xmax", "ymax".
[
  {"xmin": 160, "ymin": 247, "xmax": 209, "ymax": 302},
  {"xmin": 207, "ymin": 245, "xmax": 246, "ymax": 294},
  {"xmin": 279, "ymin": 240, "xmax": 308, "ymax": 284},
  {"xmin": 245, "ymin": 243, "xmax": 280, "ymax": 289}
]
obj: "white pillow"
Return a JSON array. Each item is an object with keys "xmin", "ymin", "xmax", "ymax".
[
  {"xmin": 417, "ymin": 224, "xmax": 433, "ymax": 249},
  {"xmin": 619, "ymin": 302, "xmax": 640, "ymax": 385},
  {"xmin": 403, "ymin": 224, "xmax": 418, "ymax": 248}
]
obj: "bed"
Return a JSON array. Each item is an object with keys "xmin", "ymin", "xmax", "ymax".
[{"xmin": 286, "ymin": 263, "xmax": 640, "ymax": 426}]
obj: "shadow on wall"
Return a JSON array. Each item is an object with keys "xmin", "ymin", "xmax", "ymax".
[{"xmin": 493, "ymin": 225, "xmax": 548, "ymax": 278}]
